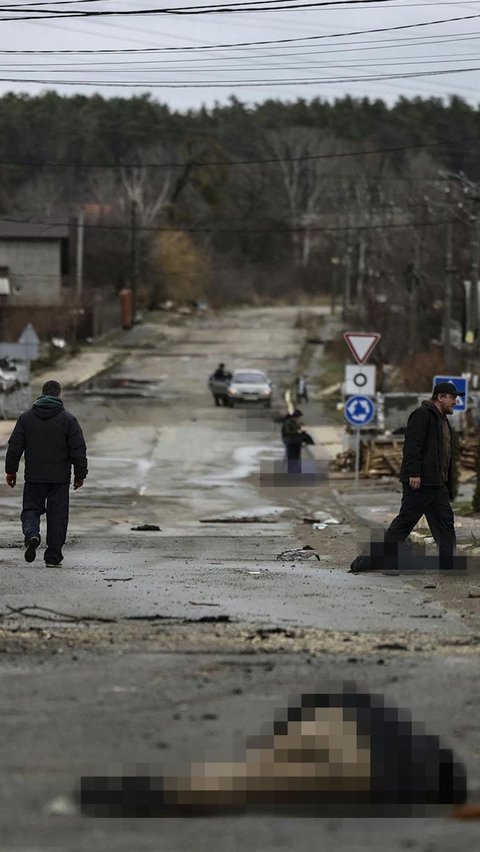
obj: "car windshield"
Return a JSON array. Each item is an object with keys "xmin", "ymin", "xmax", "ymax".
[{"xmin": 233, "ymin": 372, "xmax": 266, "ymax": 383}]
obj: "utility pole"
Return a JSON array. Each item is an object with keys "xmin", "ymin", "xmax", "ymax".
[
  {"xmin": 330, "ymin": 256, "xmax": 340, "ymax": 314},
  {"xmin": 130, "ymin": 197, "xmax": 138, "ymax": 318},
  {"xmin": 342, "ymin": 234, "xmax": 352, "ymax": 320},
  {"xmin": 443, "ymin": 220, "xmax": 454, "ymax": 371},
  {"xmin": 356, "ymin": 236, "xmax": 366, "ymax": 315},
  {"xmin": 75, "ymin": 209, "xmax": 84, "ymax": 302},
  {"xmin": 408, "ymin": 236, "xmax": 421, "ymax": 353},
  {"xmin": 472, "ymin": 214, "xmax": 480, "ymax": 339}
]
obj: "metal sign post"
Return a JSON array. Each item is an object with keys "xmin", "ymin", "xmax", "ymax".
[
  {"xmin": 343, "ymin": 334, "xmax": 379, "ymax": 489},
  {"xmin": 344, "ymin": 396, "xmax": 376, "ymax": 490},
  {"xmin": 354, "ymin": 428, "xmax": 361, "ymax": 490}
]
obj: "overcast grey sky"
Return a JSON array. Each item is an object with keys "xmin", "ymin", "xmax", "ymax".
[{"xmin": 1, "ymin": 0, "xmax": 480, "ymax": 110}]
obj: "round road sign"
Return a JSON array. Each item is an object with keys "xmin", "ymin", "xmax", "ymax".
[{"xmin": 344, "ymin": 395, "xmax": 375, "ymax": 427}]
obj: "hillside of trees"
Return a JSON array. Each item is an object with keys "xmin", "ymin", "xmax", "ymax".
[{"xmin": 1, "ymin": 90, "xmax": 480, "ymax": 369}]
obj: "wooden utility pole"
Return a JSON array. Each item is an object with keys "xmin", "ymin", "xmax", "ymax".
[
  {"xmin": 130, "ymin": 197, "xmax": 138, "ymax": 317},
  {"xmin": 408, "ymin": 237, "xmax": 421, "ymax": 353},
  {"xmin": 76, "ymin": 210, "xmax": 84, "ymax": 302},
  {"xmin": 443, "ymin": 220, "xmax": 454, "ymax": 370}
]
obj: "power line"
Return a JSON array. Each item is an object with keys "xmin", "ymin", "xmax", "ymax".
[
  {"xmin": 1, "ymin": 13, "xmax": 478, "ymax": 52},
  {"xmin": 4, "ymin": 51, "xmax": 480, "ymax": 70},
  {"xmin": 3, "ymin": 61, "xmax": 480, "ymax": 85},
  {"xmin": 0, "ymin": 214, "xmax": 463, "ymax": 234},
  {"xmin": 1, "ymin": 29, "xmax": 480, "ymax": 57},
  {"xmin": 1, "ymin": 29, "xmax": 479, "ymax": 56},
  {"xmin": 0, "ymin": 0, "xmax": 435, "ymax": 21},
  {"xmin": 0, "ymin": 136, "xmax": 478, "ymax": 170}
]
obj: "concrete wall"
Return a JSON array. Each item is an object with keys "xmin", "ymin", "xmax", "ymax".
[{"xmin": 0, "ymin": 239, "xmax": 62, "ymax": 306}]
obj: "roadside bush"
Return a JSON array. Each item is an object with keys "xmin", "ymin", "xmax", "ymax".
[{"xmin": 395, "ymin": 349, "xmax": 446, "ymax": 392}]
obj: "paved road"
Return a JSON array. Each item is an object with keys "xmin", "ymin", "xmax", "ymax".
[{"xmin": 0, "ymin": 306, "xmax": 479, "ymax": 850}]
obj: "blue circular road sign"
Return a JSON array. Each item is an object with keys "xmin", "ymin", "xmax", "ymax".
[{"xmin": 344, "ymin": 395, "xmax": 375, "ymax": 427}]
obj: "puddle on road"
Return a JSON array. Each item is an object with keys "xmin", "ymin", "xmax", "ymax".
[
  {"xmin": 200, "ymin": 506, "xmax": 289, "ymax": 523},
  {"xmin": 82, "ymin": 375, "xmax": 169, "ymax": 399},
  {"xmin": 192, "ymin": 444, "xmax": 277, "ymax": 487}
]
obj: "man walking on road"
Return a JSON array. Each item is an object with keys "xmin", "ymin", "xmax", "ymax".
[
  {"xmin": 4, "ymin": 380, "xmax": 88, "ymax": 567},
  {"xmin": 359, "ymin": 381, "xmax": 462, "ymax": 572}
]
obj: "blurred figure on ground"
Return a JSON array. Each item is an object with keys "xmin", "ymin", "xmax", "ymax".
[{"xmin": 4, "ymin": 379, "xmax": 88, "ymax": 567}]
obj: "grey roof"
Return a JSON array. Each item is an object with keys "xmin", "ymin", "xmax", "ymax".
[{"xmin": 0, "ymin": 220, "xmax": 69, "ymax": 240}]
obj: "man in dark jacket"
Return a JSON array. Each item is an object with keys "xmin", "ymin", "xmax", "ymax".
[
  {"xmin": 281, "ymin": 409, "xmax": 305, "ymax": 473},
  {"xmin": 382, "ymin": 381, "xmax": 462, "ymax": 570},
  {"xmin": 4, "ymin": 379, "xmax": 88, "ymax": 566}
]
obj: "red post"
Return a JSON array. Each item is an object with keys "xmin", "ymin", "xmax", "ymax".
[{"xmin": 120, "ymin": 288, "xmax": 133, "ymax": 330}]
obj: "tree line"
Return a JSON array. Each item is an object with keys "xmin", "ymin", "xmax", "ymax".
[{"xmin": 1, "ymin": 90, "xmax": 480, "ymax": 370}]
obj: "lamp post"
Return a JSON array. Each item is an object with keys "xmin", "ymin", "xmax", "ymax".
[{"xmin": 330, "ymin": 256, "xmax": 340, "ymax": 314}]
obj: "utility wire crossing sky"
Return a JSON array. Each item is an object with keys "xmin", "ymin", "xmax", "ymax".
[{"xmin": 1, "ymin": 1, "xmax": 480, "ymax": 107}]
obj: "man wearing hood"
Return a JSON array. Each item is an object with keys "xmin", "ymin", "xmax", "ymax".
[
  {"xmin": 382, "ymin": 381, "xmax": 463, "ymax": 571},
  {"xmin": 4, "ymin": 379, "xmax": 88, "ymax": 567}
]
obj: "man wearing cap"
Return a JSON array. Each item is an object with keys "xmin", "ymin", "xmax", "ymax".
[{"xmin": 382, "ymin": 381, "xmax": 464, "ymax": 570}]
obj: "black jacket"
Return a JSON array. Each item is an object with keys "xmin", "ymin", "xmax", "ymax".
[
  {"xmin": 5, "ymin": 397, "xmax": 88, "ymax": 483},
  {"xmin": 399, "ymin": 400, "xmax": 452, "ymax": 496},
  {"xmin": 281, "ymin": 415, "xmax": 303, "ymax": 446}
]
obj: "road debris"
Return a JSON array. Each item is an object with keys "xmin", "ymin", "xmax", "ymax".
[
  {"xmin": 303, "ymin": 512, "xmax": 340, "ymax": 525},
  {"xmin": 451, "ymin": 803, "xmax": 480, "ymax": 820},
  {"xmin": 1, "ymin": 604, "xmax": 232, "ymax": 626},
  {"xmin": 43, "ymin": 796, "xmax": 77, "ymax": 817},
  {"xmin": 276, "ymin": 545, "xmax": 320, "ymax": 561},
  {"xmin": 103, "ymin": 577, "xmax": 133, "ymax": 582},
  {"xmin": 130, "ymin": 524, "xmax": 161, "ymax": 531}
]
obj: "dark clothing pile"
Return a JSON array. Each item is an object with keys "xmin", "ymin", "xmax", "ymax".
[{"xmin": 5, "ymin": 395, "xmax": 88, "ymax": 483}]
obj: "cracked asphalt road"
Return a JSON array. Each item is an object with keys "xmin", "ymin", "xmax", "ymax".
[{"xmin": 0, "ymin": 306, "xmax": 479, "ymax": 850}]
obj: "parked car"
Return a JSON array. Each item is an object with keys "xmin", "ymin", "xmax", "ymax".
[
  {"xmin": 226, "ymin": 369, "xmax": 273, "ymax": 408},
  {"xmin": 0, "ymin": 358, "xmax": 22, "ymax": 393}
]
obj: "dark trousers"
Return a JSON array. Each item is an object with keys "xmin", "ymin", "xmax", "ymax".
[
  {"xmin": 384, "ymin": 484, "xmax": 456, "ymax": 570},
  {"xmin": 284, "ymin": 441, "xmax": 302, "ymax": 474},
  {"xmin": 21, "ymin": 481, "xmax": 70, "ymax": 565}
]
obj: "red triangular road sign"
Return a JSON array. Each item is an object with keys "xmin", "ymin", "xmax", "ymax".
[{"xmin": 343, "ymin": 332, "xmax": 381, "ymax": 365}]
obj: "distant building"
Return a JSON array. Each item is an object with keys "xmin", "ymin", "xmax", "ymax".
[{"xmin": 0, "ymin": 220, "xmax": 71, "ymax": 340}]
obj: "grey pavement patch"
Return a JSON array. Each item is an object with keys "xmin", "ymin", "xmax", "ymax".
[
  {"xmin": 0, "ymin": 652, "xmax": 479, "ymax": 849},
  {"xmin": 0, "ymin": 547, "xmax": 469, "ymax": 634}
]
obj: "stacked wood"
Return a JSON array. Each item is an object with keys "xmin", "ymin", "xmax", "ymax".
[
  {"xmin": 459, "ymin": 436, "xmax": 479, "ymax": 471},
  {"xmin": 328, "ymin": 449, "xmax": 356, "ymax": 473},
  {"xmin": 362, "ymin": 439, "xmax": 404, "ymax": 478},
  {"xmin": 330, "ymin": 434, "xmax": 480, "ymax": 479}
]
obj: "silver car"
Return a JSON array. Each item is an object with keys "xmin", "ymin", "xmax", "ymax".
[{"xmin": 226, "ymin": 369, "xmax": 273, "ymax": 408}]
